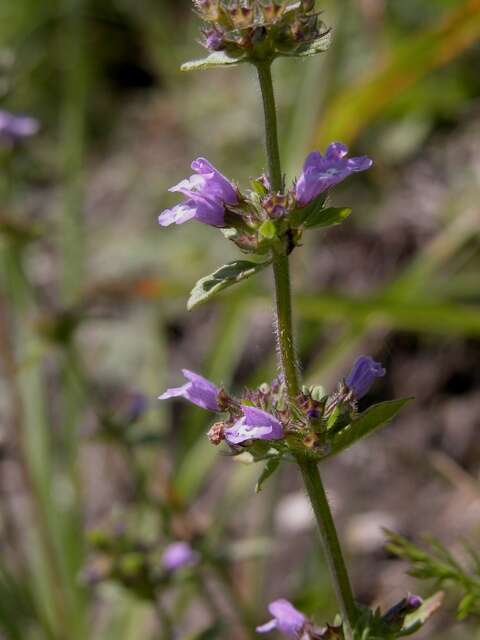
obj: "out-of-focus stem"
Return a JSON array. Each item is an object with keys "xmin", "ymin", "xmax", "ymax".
[
  {"xmin": 0, "ymin": 272, "xmax": 69, "ymax": 639},
  {"xmin": 61, "ymin": 0, "xmax": 89, "ymax": 304},
  {"xmin": 255, "ymin": 60, "xmax": 357, "ymax": 637}
]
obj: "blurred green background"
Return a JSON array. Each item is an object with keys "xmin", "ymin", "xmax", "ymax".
[{"xmin": 0, "ymin": 0, "xmax": 480, "ymax": 638}]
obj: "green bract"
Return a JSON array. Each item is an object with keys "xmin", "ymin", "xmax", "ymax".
[{"xmin": 183, "ymin": 0, "xmax": 331, "ymax": 71}]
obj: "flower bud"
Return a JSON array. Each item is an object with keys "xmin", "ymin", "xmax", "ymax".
[{"xmin": 262, "ymin": 192, "xmax": 291, "ymax": 219}]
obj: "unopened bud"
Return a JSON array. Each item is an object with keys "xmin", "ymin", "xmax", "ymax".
[{"xmin": 262, "ymin": 192, "xmax": 290, "ymax": 219}]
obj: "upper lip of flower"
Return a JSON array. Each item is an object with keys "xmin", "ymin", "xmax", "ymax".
[{"xmin": 295, "ymin": 143, "xmax": 373, "ymax": 206}]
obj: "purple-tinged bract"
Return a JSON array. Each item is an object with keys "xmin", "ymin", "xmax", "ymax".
[
  {"xmin": 202, "ymin": 26, "xmax": 225, "ymax": 50},
  {"xmin": 162, "ymin": 542, "xmax": 199, "ymax": 572},
  {"xmin": 159, "ymin": 157, "xmax": 238, "ymax": 227},
  {"xmin": 224, "ymin": 405, "xmax": 284, "ymax": 445},
  {"xmin": 159, "ymin": 369, "xmax": 220, "ymax": 411},
  {"xmin": 257, "ymin": 598, "xmax": 307, "ymax": 638},
  {"xmin": 345, "ymin": 355, "xmax": 385, "ymax": 399},
  {"xmin": 295, "ymin": 143, "xmax": 373, "ymax": 207},
  {"xmin": 0, "ymin": 110, "xmax": 39, "ymax": 145}
]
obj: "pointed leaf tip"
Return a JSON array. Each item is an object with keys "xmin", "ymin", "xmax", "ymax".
[{"xmin": 187, "ymin": 259, "xmax": 271, "ymax": 310}]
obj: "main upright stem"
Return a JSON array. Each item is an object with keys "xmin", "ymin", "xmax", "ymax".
[
  {"xmin": 256, "ymin": 62, "xmax": 300, "ymax": 399},
  {"xmin": 256, "ymin": 60, "xmax": 357, "ymax": 637}
]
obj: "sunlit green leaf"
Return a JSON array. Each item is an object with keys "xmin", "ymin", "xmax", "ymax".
[
  {"xmin": 181, "ymin": 51, "xmax": 246, "ymax": 72},
  {"xmin": 187, "ymin": 259, "xmax": 271, "ymax": 310}
]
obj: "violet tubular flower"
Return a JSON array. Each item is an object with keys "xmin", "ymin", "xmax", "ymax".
[
  {"xmin": 158, "ymin": 369, "xmax": 220, "ymax": 411},
  {"xmin": 158, "ymin": 157, "xmax": 238, "ymax": 227},
  {"xmin": 257, "ymin": 599, "xmax": 307, "ymax": 638},
  {"xmin": 162, "ymin": 542, "xmax": 199, "ymax": 572},
  {"xmin": 345, "ymin": 355, "xmax": 385, "ymax": 399},
  {"xmin": 295, "ymin": 143, "xmax": 373, "ymax": 207},
  {"xmin": 0, "ymin": 110, "xmax": 39, "ymax": 146},
  {"xmin": 224, "ymin": 405, "xmax": 284, "ymax": 445}
]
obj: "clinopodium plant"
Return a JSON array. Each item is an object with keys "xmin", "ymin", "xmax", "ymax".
[{"xmin": 158, "ymin": 2, "xmax": 442, "ymax": 638}]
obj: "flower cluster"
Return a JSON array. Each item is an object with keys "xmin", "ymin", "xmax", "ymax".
[
  {"xmin": 256, "ymin": 595, "xmax": 424, "ymax": 639},
  {"xmin": 158, "ymin": 356, "xmax": 384, "ymax": 453},
  {"xmin": 158, "ymin": 144, "xmax": 372, "ymax": 254},
  {"xmin": 194, "ymin": 0, "xmax": 329, "ymax": 59},
  {"xmin": 85, "ymin": 526, "xmax": 200, "ymax": 600},
  {"xmin": 0, "ymin": 110, "xmax": 39, "ymax": 147},
  {"xmin": 162, "ymin": 541, "xmax": 199, "ymax": 572}
]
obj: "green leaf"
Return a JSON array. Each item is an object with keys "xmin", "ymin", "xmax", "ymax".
[
  {"xmin": 304, "ymin": 207, "xmax": 352, "ymax": 229},
  {"xmin": 255, "ymin": 457, "xmax": 281, "ymax": 494},
  {"xmin": 400, "ymin": 592, "xmax": 444, "ymax": 636},
  {"xmin": 289, "ymin": 192, "xmax": 328, "ymax": 227},
  {"xmin": 281, "ymin": 31, "xmax": 332, "ymax": 58},
  {"xmin": 259, "ymin": 219, "xmax": 277, "ymax": 239},
  {"xmin": 325, "ymin": 398, "xmax": 413, "ymax": 460},
  {"xmin": 181, "ymin": 51, "xmax": 246, "ymax": 72},
  {"xmin": 187, "ymin": 260, "xmax": 270, "ymax": 310}
]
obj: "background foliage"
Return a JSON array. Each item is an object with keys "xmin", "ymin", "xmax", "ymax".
[{"xmin": 0, "ymin": 0, "xmax": 479, "ymax": 638}]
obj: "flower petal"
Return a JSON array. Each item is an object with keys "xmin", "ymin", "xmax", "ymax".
[
  {"xmin": 158, "ymin": 202, "xmax": 197, "ymax": 226},
  {"xmin": 256, "ymin": 620, "xmax": 277, "ymax": 634}
]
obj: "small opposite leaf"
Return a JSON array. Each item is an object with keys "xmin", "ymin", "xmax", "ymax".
[
  {"xmin": 181, "ymin": 51, "xmax": 246, "ymax": 72},
  {"xmin": 259, "ymin": 219, "xmax": 277, "ymax": 239},
  {"xmin": 400, "ymin": 592, "xmax": 444, "ymax": 636},
  {"xmin": 188, "ymin": 259, "xmax": 270, "ymax": 310},
  {"xmin": 289, "ymin": 193, "xmax": 328, "ymax": 228},
  {"xmin": 255, "ymin": 457, "xmax": 281, "ymax": 494},
  {"xmin": 281, "ymin": 31, "xmax": 332, "ymax": 58},
  {"xmin": 326, "ymin": 398, "xmax": 413, "ymax": 460},
  {"xmin": 304, "ymin": 207, "xmax": 352, "ymax": 229}
]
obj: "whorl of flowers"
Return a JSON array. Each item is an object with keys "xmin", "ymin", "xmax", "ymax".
[
  {"xmin": 158, "ymin": 145, "xmax": 372, "ymax": 255},
  {"xmin": 193, "ymin": 0, "xmax": 329, "ymax": 59},
  {"xmin": 158, "ymin": 356, "xmax": 384, "ymax": 454}
]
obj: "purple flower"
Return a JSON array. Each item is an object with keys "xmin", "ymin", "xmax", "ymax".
[
  {"xmin": 295, "ymin": 143, "xmax": 373, "ymax": 207},
  {"xmin": 158, "ymin": 369, "xmax": 220, "ymax": 411},
  {"xmin": 224, "ymin": 406, "xmax": 284, "ymax": 445},
  {"xmin": 158, "ymin": 157, "xmax": 238, "ymax": 227},
  {"xmin": 257, "ymin": 599, "xmax": 307, "ymax": 638},
  {"xmin": 162, "ymin": 542, "xmax": 199, "ymax": 572},
  {"xmin": 0, "ymin": 110, "xmax": 39, "ymax": 146},
  {"xmin": 383, "ymin": 594, "xmax": 423, "ymax": 627},
  {"xmin": 345, "ymin": 355, "xmax": 385, "ymax": 399},
  {"xmin": 202, "ymin": 27, "xmax": 225, "ymax": 51},
  {"xmin": 406, "ymin": 595, "xmax": 423, "ymax": 609}
]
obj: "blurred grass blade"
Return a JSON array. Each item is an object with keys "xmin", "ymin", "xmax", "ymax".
[
  {"xmin": 296, "ymin": 295, "xmax": 480, "ymax": 337},
  {"xmin": 317, "ymin": 0, "xmax": 480, "ymax": 145}
]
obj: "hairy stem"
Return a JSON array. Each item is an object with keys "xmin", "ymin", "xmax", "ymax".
[
  {"xmin": 297, "ymin": 457, "xmax": 358, "ymax": 634},
  {"xmin": 256, "ymin": 60, "xmax": 357, "ymax": 636}
]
